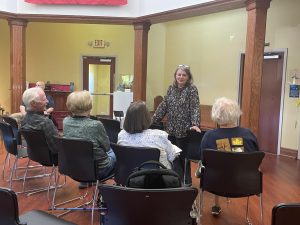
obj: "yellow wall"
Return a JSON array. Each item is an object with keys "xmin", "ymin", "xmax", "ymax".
[
  {"xmin": 162, "ymin": 9, "xmax": 247, "ymax": 104},
  {"xmin": 0, "ymin": 19, "xmax": 10, "ymax": 114},
  {"xmin": 26, "ymin": 22, "xmax": 134, "ymax": 91}
]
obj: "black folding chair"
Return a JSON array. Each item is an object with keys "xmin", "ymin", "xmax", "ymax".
[
  {"xmin": 110, "ymin": 143, "xmax": 160, "ymax": 186},
  {"xmin": 1, "ymin": 116, "xmax": 22, "ymax": 145},
  {"xmin": 271, "ymin": 203, "xmax": 300, "ymax": 225},
  {"xmin": 98, "ymin": 184, "xmax": 198, "ymax": 225},
  {"xmin": 0, "ymin": 122, "xmax": 28, "ymax": 189},
  {"xmin": 0, "ymin": 187, "xmax": 77, "ymax": 225},
  {"xmin": 20, "ymin": 129, "xmax": 60, "ymax": 198},
  {"xmin": 98, "ymin": 117, "xmax": 121, "ymax": 143},
  {"xmin": 52, "ymin": 137, "xmax": 114, "ymax": 225},
  {"xmin": 199, "ymin": 149, "xmax": 265, "ymax": 225},
  {"xmin": 184, "ymin": 129, "xmax": 205, "ymax": 184}
]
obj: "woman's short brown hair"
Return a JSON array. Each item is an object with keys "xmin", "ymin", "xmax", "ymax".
[
  {"xmin": 123, "ymin": 101, "xmax": 152, "ymax": 134},
  {"xmin": 66, "ymin": 90, "xmax": 92, "ymax": 115}
]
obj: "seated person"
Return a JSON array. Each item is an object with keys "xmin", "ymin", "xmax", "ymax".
[
  {"xmin": 63, "ymin": 90, "xmax": 116, "ymax": 189},
  {"xmin": 118, "ymin": 101, "xmax": 181, "ymax": 169},
  {"xmin": 20, "ymin": 87, "xmax": 59, "ymax": 156},
  {"xmin": 200, "ymin": 97, "xmax": 259, "ymax": 216},
  {"xmin": 20, "ymin": 81, "xmax": 55, "ymax": 116}
]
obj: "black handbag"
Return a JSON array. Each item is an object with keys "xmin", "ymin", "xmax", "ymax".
[{"xmin": 126, "ymin": 160, "xmax": 181, "ymax": 189}]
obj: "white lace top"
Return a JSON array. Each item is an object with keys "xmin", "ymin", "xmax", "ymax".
[{"xmin": 117, "ymin": 129, "xmax": 181, "ymax": 169}]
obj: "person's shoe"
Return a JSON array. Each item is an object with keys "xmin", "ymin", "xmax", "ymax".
[
  {"xmin": 195, "ymin": 161, "xmax": 202, "ymax": 178},
  {"xmin": 78, "ymin": 182, "xmax": 92, "ymax": 189},
  {"xmin": 211, "ymin": 205, "xmax": 221, "ymax": 216}
]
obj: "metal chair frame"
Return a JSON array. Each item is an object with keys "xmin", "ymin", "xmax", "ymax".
[
  {"xmin": 20, "ymin": 129, "xmax": 64, "ymax": 199},
  {"xmin": 52, "ymin": 136, "xmax": 114, "ymax": 225},
  {"xmin": 0, "ymin": 122, "xmax": 43, "ymax": 192}
]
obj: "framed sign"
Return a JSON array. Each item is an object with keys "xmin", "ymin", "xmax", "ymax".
[{"xmin": 289, "ymin": 84, "xmax": 299, "ymax": 98}]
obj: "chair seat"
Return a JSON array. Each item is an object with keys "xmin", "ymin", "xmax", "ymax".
[{"xmin": 20, "ymin": 210, "xmax": 77, "ymax": 225}]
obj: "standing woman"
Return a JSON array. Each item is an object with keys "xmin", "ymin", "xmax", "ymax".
[{"xmin": 152, "ymin": 64, "xmax": 201, "ymax": 186}]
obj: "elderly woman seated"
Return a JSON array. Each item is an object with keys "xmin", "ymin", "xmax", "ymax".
[
  {"xmin": 63, "ymin": 90, "xmax": 116, "ymax": 189},
  {"xmin": 200, "ymin": 97, "xmax": 260, "ymax": 216},
  {"xmin": 117, "ymin": 101, "xmax": 181, "ymax": 169}
]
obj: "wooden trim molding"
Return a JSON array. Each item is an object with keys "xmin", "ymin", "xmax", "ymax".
[
  {"xmin": 0, "ymin": 0, "xmax": 246, "ymax": 25},
  {"xmin": 280, "ymin": 147, "xmax": 298, "ymax": 159}
]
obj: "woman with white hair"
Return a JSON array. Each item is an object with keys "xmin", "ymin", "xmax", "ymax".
[
  {"xmin": 200, "ymin": 97, "xmax": 259, "ymax": 216},
  {"xmin": 63, "ymin": 90, "xmax": 116, "ymax": 189}
]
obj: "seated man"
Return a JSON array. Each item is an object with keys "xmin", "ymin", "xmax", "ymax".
[
  {"xmin": 20, "ymin": 81, "xmax": 55, "ymax": 116},
  {"xmin": 199, "ymin": 97, "xmax": 259, "ymax": 216},
  {"xmin": 20, "ymin": 87, "xmax": 59, "ymax": 155}
]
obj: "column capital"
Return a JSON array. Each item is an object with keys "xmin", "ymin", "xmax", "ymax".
[
  {"xmin": 7, "ymin": 18, "xmax": 28, "ymax": 27},
  {"xmin": 133, "ymin": 21, "xmax": 151, "ymax": 31},
  {"xmin": 245, "ymin": 0, "xmax": 271, "ymax": 11}
]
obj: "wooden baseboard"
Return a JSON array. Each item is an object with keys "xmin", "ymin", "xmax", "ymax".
[{"xmin": 280, "ymin": 147, "xmax": 298, "ymax": 159}]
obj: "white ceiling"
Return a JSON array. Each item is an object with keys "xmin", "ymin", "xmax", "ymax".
[{"xmin": 0, "ymin": 0, "xmax": 214, "ymax": 17}]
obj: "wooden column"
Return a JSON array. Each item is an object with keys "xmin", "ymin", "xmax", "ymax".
[
  {"xmin": 240, "ymin": 0, "xmax": 271, "ymax": 135},
  {"xmin": 133, "ymin": 22, "xmax": 151, "ymax": 101},
  {"xmin": 8, "ymin": 19, "xmax": 27, "ymax": 114}
]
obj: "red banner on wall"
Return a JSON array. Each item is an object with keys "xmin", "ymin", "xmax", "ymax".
[{"xmin": 25, "ymin": 0, "xmax": 127, "ymax": 5}]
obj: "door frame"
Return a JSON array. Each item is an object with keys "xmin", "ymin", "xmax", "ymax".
[
  {"xmin": 238, "ymin": 48, "xmax": 288, "ymax": 155},
  {"xmin": 81, "ymin": 55, "xmax": 116, "ymax": 118}
]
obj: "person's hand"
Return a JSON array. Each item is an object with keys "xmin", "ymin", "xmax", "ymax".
[
  {"xmin": 190, "ymin": 126, "xmax": 201, "ymax": 132},
  {"xmin": 44, "ymin": 111, "xmax": 49, "ymax": 116}
]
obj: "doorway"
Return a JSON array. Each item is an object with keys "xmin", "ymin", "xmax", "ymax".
[
  {"xmin": 239, "ymin": 51, "xmax": 286, "ymax": 155},
  {"xmin": 82, "ymin": 56, "xmax": 115, "ymax": 118}
]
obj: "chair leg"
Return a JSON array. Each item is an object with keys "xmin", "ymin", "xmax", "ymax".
[
  {"xmin": 259, "ymin": 194, "xmax": 264, "ymax": 225},
  {"xmin": 198, "ymin": 190, "xmax": 204, "ymax": 225},
  {"xmin": 22, "ymin": 159, "xmax": 31, "ymax": 191},
  {"xmin": 183, "ymin": 158, "xmax": 187, "ymax": 186},
  {"xmin": 246, "ymin": 196, "xmax": 252, "ymax": 225},
  {"xmin": 2, "ymin": 152, "xmax": 9, "ymax": 179},
  {"xmin": 91, "ymin": 180, "xmax": 100, "ymax": 225},
  {"xmin": 9, "ymin": 159, "xmax": 18, "ymax": 189}
]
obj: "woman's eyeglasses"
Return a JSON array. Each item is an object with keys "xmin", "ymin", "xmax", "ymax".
[{"xmin": 177, "ymin": 64, "xmax": 190, "ymax": 69}]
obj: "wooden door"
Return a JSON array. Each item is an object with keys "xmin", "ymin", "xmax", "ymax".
[
  {"xmin": 258, "ymin": 52, "xmax": 284, "ymax": 154},
  {"xmin": 239, "ymin": 52, "xmax": 284, "ymax": 154},
  {"xmin": 82, "ymin": 56, "xmax": 115, "ymax": 118}
]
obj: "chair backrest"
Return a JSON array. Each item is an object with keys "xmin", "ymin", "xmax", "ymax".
[
  {"xmin": 55, "ymin": 137, "xmax": 98, "ymax": 182},
  {"xmin": 98, "ymin": 117, "xmax": 121, "ymax": 143},
  {"xmin": 99, "ymin": 184, "xmax": 198, "ymax": 225},
  {"xmin": 0, "ymin": 121, "xmax": 18, "ymax": 156},
  {"xmin": 271, "ymin": 203, "xmax": 300, "ymax": 225},
  {"xmin": 149, "ymin": 123, "xmax": 164, "ymax": 130},
  {"xmin": 1, "ymin": 116, "xmax": 19, "ymax": 129},
  {"xmin": 186, "ymin": 129, "xmax": 206, "ymax": 161},
  {"xmin": 20, "ymin": 129, "xmax": 56, "ymax": 166},
  {"xmin": 110, "ymin": 143, "xmax": 160, "ymax": 186},
  {"xmin": 1, "ymin": 117, "xmax": 22, "ymax": 145},
  {"xmin": 0, "ymin": 187, "xmax": 20, "ymax": 225},
  {"xmin": 153, "ymin": 95, "xmax": 163, "ymax": 111},
  {"xmin": 201, "ymin": 149, "xmax": 265, "ymax": 197}
]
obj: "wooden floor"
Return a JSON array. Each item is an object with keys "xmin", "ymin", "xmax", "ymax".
[{"xmin": 0, "ymin": 140, "xmax": 299, "ymax": 225}]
